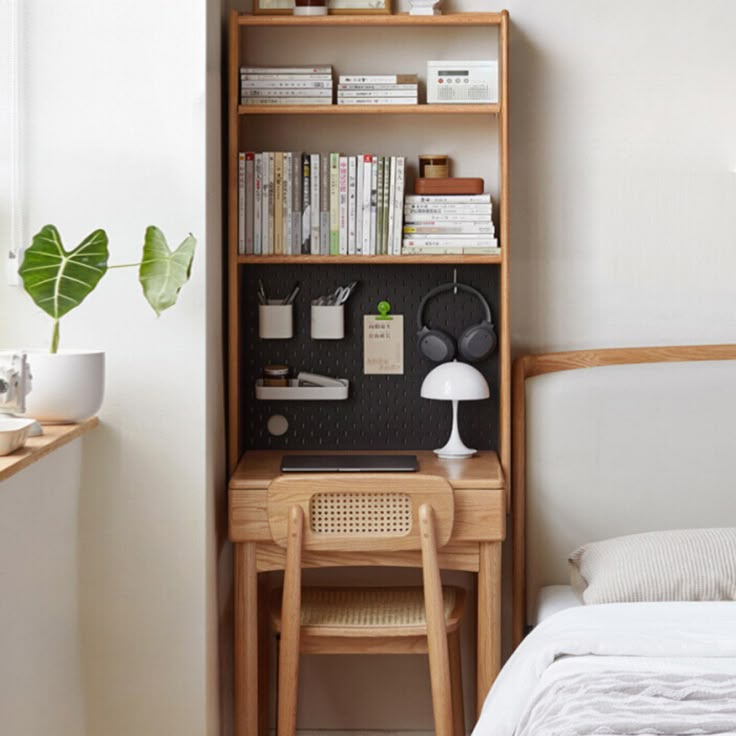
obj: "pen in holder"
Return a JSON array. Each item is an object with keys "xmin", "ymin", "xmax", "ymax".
[
  {"xmin": 259, "ymin": 302, "xmax": 294, "ymax": 340},
  {"xmin": 311, "ymin": 304, "xmax": 344, "ymax": 340}
]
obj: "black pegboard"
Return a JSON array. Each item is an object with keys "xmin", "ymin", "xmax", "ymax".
[{"xmin": 240, "ymin": 265, "xmax": 500, "ymax": 453}]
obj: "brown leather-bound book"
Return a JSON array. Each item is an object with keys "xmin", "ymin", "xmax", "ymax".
[{"xmin": 414, "ymin": 177, "xmax": 484, "ymax": 195}]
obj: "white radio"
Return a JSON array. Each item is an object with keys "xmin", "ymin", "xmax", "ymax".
[{"xmin": 426, "ymin": 60, "xmax": 498, "ymax": 104}]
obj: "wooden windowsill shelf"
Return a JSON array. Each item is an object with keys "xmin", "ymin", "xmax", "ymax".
[
  {"xmin": 0, "ymin": 417, "xmax": 99, "ymax": 484},
  {"xmin": 239, "ymin": 103, "xmax": 499, "ymax": 115},
  {"xmin": 236, "ymin": 254, "xmax": 503, "ymax": 264}
]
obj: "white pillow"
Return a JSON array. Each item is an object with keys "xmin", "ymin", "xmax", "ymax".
[{"xmin": 569, "ymin": 528, "xmax": 736, "ymax": 604}]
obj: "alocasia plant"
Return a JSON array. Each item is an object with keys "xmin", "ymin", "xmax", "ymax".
[{"xmin": 18, "ymin": 225, "xmax": 195, "ymax": 352}]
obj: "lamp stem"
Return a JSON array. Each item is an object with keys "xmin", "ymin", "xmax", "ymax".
[{"xmin": 434, "ymin": 399, "xmax": 476, "ymax": 458}]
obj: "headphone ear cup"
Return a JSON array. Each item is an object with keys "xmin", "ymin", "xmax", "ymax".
[
  {"xmin": 457, "ymin": 322, "xmax": 497, "ymax": 363},
  {"xmin": 417, "ymin": 327, "xmax": 457, "ymax": 363}
]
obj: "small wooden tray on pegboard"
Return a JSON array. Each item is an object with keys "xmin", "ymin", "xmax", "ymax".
[{"xmin": 415, "ymin": 177, "xmax": 484, "ymax": 195}]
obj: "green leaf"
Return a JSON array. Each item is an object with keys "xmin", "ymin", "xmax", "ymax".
[
  {"xmin": 19, "ymin": 225, "xmax": 109, "ymax": 321},
  {"xmin": 138, "ymin": 226, "xmax": 196, "ymax": 316}
]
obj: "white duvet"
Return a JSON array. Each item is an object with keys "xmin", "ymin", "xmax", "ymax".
[{"xmin": 473, "ymin": 602, "xmax": 736, "ymax": 736}]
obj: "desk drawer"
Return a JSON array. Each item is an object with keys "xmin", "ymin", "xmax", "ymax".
[{"xmin": 229, "ymin": 486, "xmax": 504, "ymax": 543}]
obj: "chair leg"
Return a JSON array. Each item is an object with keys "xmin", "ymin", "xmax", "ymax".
[
  {"xmin": 276, "ymin": 631, "xmax": 299, "ymax": 736},
  {"xmin": 449, "ymin": 630, "xmax": 465, "ymax": 736}
]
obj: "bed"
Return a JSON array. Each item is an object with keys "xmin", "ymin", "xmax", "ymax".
[{"xmin": 473, "ymin": 345, "xmax": 736, "ymax": 736}]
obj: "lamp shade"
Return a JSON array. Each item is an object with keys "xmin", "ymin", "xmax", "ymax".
[{"xmin": 420, "ymin": 361, "xmax": 490, "ymax": 401}]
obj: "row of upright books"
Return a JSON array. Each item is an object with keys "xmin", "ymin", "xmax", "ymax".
[
  {"xmin": 240, "ymin": 65, "xmax": 333, "ymax": 106},
  {"xmin": 402, "ymin": 194, "xmax": 499, "ymax": 255},
  {"xmin": 337, "ymin": 74, "xmax": 418, "ymax": 106},
  {"xmin": 238, "ymin": 152, "xmax": 406, "ymax": 256}
]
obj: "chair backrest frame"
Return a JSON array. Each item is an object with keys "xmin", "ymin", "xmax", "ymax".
[{"xmin": 267, "ymin": 473, "xmax": 454, "ymax": 552}]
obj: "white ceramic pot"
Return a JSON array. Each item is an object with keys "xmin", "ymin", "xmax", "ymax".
[{"xmin": 22, "ymin": 350, "xmax": 105, "ymax": 423}]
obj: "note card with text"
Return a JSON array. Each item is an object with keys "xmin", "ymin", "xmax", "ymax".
[{"xmin": 363, "ymin": 314, "xmax": 404, "ymax": 375}]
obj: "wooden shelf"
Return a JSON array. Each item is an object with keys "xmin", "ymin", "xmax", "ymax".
[
  {"xmin": 239, "ymin": 12, "xmax": 506, "ymax": 27},
  {"xmin": 237, "ymin": 254, "xmax": 502, "ymax": 264},
  {"xmin": 0, "ymin": 418, "xmax": 99, "ymax": 483},
  {"xmin": 238, "ymin": 103, "xmax": 499, "ymax": 115}
]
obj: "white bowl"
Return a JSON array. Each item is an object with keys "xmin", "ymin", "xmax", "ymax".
[
  {"xmin": 0, "ymin": 417, "xmax": 37, "ymax": 456},
  {"xmin": 22, "ymin": 350, "xmax": 105, "ymax": 423}
]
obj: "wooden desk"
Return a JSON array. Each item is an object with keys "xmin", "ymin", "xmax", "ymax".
[{"xmin": 228, "ymin": 450, "xmax": 505, "ymax": 736}]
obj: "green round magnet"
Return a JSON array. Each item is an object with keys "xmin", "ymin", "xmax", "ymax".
[{"xmin": 376, "ymin": 300, "xmax": 392, "ymax": 320}]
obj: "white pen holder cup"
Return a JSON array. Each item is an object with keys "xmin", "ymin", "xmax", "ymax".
[
  {"xmin": 311, "ymin": 304, "xmax": 345, "ymax": 340},
  {"xmin": 259, "ymin": 303, "xmax": 293, "ymax": 339}
]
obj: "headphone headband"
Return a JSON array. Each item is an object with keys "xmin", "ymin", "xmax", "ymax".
[{"xmin": 416, "ymin": 282, "xmax": 493, "ymax": 332}]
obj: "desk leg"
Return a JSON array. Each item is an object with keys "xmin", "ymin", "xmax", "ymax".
[
  {"xmin": 235, "ymin": 542, "xmax": 259, "ymax": 736},
  {"xmin": 476, "ymin": 541, "xmax": 502, "ymax": 719}
]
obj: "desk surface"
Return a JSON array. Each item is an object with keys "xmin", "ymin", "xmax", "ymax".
[{"xmin": 230, "ymin": 449, "xmax": 504, "ymax": 490}]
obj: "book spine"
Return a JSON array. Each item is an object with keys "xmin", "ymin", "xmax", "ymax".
[
  {"xmin": 238, "ymin": 152, "xmax": 246, "ymax": 256},
  {"xmin": 361, "ymin": 155, "xmax": 372, "ymax": 255},
  {"xmin": 338, "ymin": 155, "xmax": 348, "ymax": 255},
  {"xmin": 347, "ymin": 156, "xmax": 357, "ymax": 255},
  {"xmin": 404, "ymin": 194, "xmax": 492, "ymax": 204},
  {"xmin": 393, "ymin": 157, "xmax": 405, "ymax": 254},
  {"xmin": 329, "ymin": 152, "xmax": 340, "ymax": 256},
  {"xmin": 355, "ymin": 155, "xmax": 364, "ymax": 255},
  {"xmin": 318, "ymin": 153, "xmax": 329, "ymax": 255},
  {"xmin": 240, "ymin": 73, "xmax": 333, "ymax": 81},
  {"xmin": 241, "ymin": 79, "xmax": 333, "ymax": 89},
  {"xmin": 242, "ymin": 88, "xmax": 333, "ymax": 98},
  {"xmin": 291, "ymin": 152, "xmax": 302, "ymax": 255},
  {"xmin": 245, "ymin": 152, "xmax": 255, "ymax": 255},
  {"xmin": 404, "ymin": 204, "xmax": 492, "ymax": 215},
  {"xmin": 242, "ymin": 97, "xmax": 333, "ymax": 105},
  {"xmin": 253, "ymin": 153, "xmax": 263, "ymax": 255},
  {"xmin": 283, "ymin": 152, "xmax": 292, "ymax": 256},
  {"xmin": 310, "ymin": 153, "xmax": 320, "ymax": 255},
  {"xmin": 403, "ymin": 213, "xmax": 493, "ymax": 223},
  {"xmin": 369, "ymin": 155, "xmax": 378, "ymax": 256},
  {"xmin": 339, "ymin": 75, "xmax": 417, "ymax": 84},
  {"xmin": 261, "ymin": 152, "xmax": 271, "ymax": 255},
  {"xmin": 337, "ymin": 83, "xmax": 419, "ymax": 91},
  {"xmin": 402, "ymin": 237, "xmax": 499, "ymax": 247},
  {"xmin": 387, "ymin": 157, "xmax": 396, "ymax": 256},
  {"xmin": 301, "ymin": 153, "xmax": 311, "ymax": 255},
  {"xmin": 381, "ymin": 156, "xmax": 391, "ymax": 255},
  {"xmin": 273, "ymin": 152, "xmax": 284, "ymax": 255},
  {"xmin": 337, "ymin": 89, "xmax": 419, "ymax": 98},
  {"xmin": 376, "ymin": 156, "xmax": 385, "ymax": 256},
  {"xmin": 337, "ymin": 97, "xmax": 417, "ymax": 105},
  {"xmin": 400, "ymin": 246, "xmax": 501, "ymax": 255},
  {"xmin": 241, "ymin": 65, "xmax": 333, "ymax": 74},
  {"xmin": 404, "ymin": 224, "xmax": 495, "ymax": 234}
]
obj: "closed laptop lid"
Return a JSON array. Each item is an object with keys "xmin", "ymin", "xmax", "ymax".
[{"xmin": 280, "ymin": 454, "xmax": 418, "ymax": 473}]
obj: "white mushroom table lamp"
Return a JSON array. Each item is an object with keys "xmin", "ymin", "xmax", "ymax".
[{"xmin": 420, "ymin": 361, "xmax": 490, "ymax": 458}]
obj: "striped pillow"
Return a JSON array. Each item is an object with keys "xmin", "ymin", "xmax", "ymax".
[{"xmin": 569, "ymin": 528, "xmax": 736, "ymax": 604}]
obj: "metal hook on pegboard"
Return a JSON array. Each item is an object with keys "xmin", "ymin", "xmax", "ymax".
[{"xmin": 453, "ymin": 268, "xmax": 458, "ymax": 295}]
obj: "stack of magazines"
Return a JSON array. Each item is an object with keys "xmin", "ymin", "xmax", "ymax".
[
  {"xmin": 401, "ymin": 194, "xmax": 499, "ymax": 255},
  {"xmin": 240, "ymin": 65, "xmax": 333, "ymax": 106},
  {"xmin": 337, "ymin": 74, "xmax": 418, "ymax": 105},
  {"xmin": 238, "ymin": 151, "xmax": 406, "ymax": 256}
]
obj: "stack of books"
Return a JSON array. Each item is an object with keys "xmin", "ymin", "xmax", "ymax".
[
  {"xmin": 240, "ymin": 65, "xmax": 334, "ymax": 106},
  {"xmin": 238, "ymin": 152, "xmax": 406, "ymax": 256},
  {"xmin": 337, "ymin": 74, "xmax": 418, "ymax": 106},
  {"xmin": 401, "ymin": 194, "xmax": 499, "ymax": 255}
]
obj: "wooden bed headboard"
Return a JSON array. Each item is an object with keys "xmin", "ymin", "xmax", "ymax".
[{"xmin": 511, "ymin": 345, "xmax": 736, "ymax": 646}]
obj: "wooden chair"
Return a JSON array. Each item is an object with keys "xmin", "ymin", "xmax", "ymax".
[{"xmin": 267, "ymin": 473, "xmax": 466, "ymax": 736}]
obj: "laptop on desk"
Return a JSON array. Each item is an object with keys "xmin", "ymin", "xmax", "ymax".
[{"xmin": 280, "ymin": 454, "xmax": 418, "ymax": 473}]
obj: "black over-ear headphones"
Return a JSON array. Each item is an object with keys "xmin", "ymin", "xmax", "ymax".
[{"xmin": 416, "ymin": 282, "xmax": 496, "ymax": 363}]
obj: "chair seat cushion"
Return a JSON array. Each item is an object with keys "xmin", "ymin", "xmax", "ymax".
[{"xmin": 271, "ymin": 585, "xmax": 465, "ymax": 634}]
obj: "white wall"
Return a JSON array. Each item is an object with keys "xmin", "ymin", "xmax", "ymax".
[
  {"xmin": 0, "ymin": 1, "xmax": 224, "ymax": 735},
  {"xmin": 0, "ymin": 443, "xmax": 86, "ymax": 736}
]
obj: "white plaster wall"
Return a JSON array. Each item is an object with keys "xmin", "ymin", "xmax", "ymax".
[
  {"xmin": 0, "ymin": 1, "xmax": 223, "ymax": 735},
  {"xmin": 0, "ymin": 443, "xmax": 86, "ymax": 736}
]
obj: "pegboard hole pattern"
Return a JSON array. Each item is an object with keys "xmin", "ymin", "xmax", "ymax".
[{"xmin": 309, "ymin": 492, "xmax": 411, "ymax": 536}]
